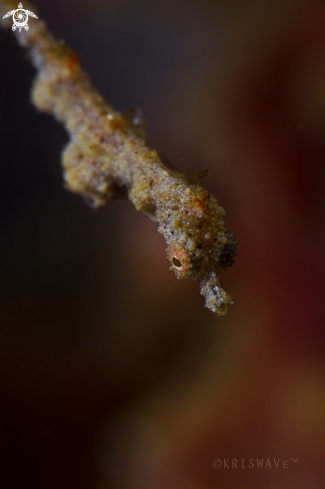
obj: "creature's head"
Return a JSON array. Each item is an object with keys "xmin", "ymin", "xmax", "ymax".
[{"xmin": 158, "ymin": 181, "xmax": 237, "ymax": 315}]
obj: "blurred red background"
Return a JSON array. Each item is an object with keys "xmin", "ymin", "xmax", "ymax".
[{"xmin": 1, "ymin": 0, "xmax": 325, "ymax": 488}]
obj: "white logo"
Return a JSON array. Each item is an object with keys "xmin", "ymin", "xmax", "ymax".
[{"xmin": 2, "ymin": 2, "xmax": 38, "ymax": 32}]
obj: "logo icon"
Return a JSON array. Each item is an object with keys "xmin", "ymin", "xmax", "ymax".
[{"xmin": 2, "ymin": 3, "xmax": 38, "ymax": 32}]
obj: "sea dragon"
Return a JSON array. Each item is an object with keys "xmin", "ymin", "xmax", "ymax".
[{"xmin": 0, "ymin": 0, "xmax": 237, "ymax": 315}]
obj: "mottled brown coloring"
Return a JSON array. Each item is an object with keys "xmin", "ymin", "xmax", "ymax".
[{"xmin": 0, "ymin": 0, "xmax": 237, "ymax": 315}]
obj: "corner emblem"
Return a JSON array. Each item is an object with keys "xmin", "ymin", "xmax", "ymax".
[{"xmin": 2, "ymin": 3, "xmax": 38, "ymax": 32}]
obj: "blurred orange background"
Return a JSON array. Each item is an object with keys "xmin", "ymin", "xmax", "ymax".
[{"xmin": 1, "ymin": 0, "xmax": 325, "ymax": 488}]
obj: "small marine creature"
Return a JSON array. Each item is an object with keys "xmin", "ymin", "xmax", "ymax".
[
  {"xmin": 2, "ymin": 2, "xmax": 37, "ymax": 32},
  {"xmin": 0, "ymin": 0, "xmax": 237, "ymax": 315}
]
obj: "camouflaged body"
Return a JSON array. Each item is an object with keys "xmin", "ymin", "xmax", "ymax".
[{"xmin": 1, "ymin": 0, "xmax": 237, "ymax": 314}]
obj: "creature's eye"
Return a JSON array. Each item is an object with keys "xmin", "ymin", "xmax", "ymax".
[{"xmin": 173, "ymin": 257, "xmax": 182, "ymax": 267}]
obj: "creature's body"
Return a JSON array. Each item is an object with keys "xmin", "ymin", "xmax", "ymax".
[
  {"xmin": 2, "ymin": 2, "xmax": 37, "ymax": 32},
  {"xmin": 0, "ymin": 0, "xmax": 237, "ymax": 315}
]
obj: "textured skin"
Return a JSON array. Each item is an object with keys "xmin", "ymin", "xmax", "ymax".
[{"xmin": 1, "ymin": 0, "xmax": 237, "ymax": 314}]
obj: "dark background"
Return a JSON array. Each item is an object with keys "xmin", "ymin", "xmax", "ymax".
[{"xmin": 1, "ymin": 0, "xmax": 325, "ymax": 488}]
